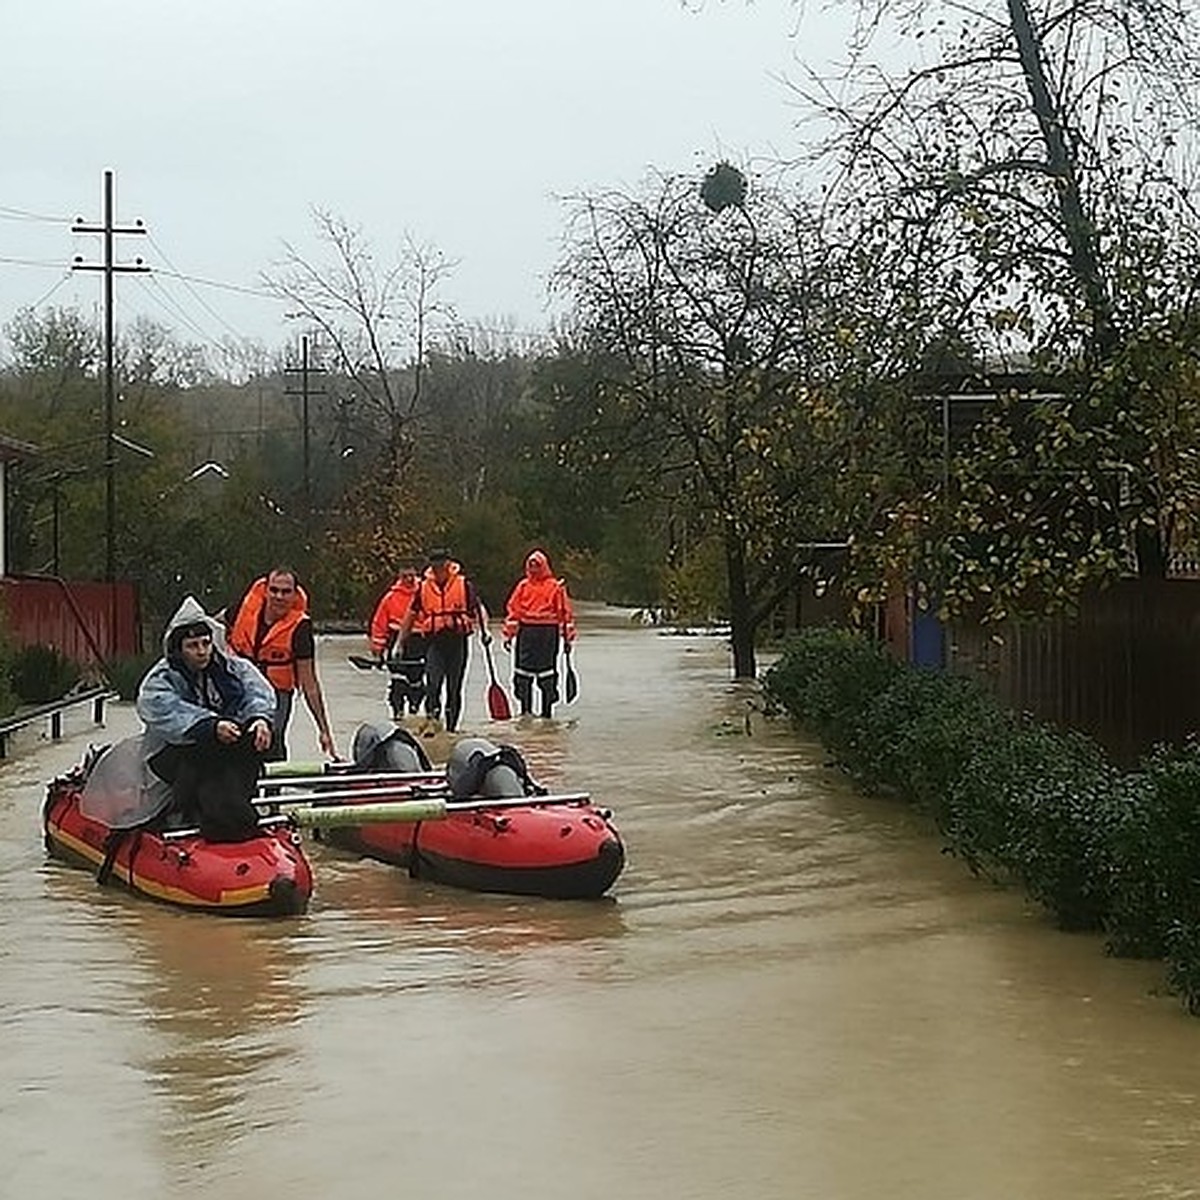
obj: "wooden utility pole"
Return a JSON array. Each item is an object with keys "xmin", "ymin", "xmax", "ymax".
[
  {"xmin": 285, "ymin": 334, "xmax": 325, "ymax": 509},
  {"xmin": 71, "ymin": 169, "xmax": 148, "ymax": 583}
]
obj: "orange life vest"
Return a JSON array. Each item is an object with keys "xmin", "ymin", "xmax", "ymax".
[
  {"xmin": 417, "ymin": 565, "xmax": 474, "ymax": 636},
  {"xmin": 227, "ymin": 577, "xmax": 309, "ymax": 692}
]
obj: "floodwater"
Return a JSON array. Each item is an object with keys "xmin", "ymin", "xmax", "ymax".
[{"xmin": 2, "ymin": 605, "xmax": 1199, "ymax": 1200}]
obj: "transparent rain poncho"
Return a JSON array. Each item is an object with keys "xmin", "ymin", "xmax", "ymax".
[{"xmin": 78, "ymin": 735, "xmax": 173, "ymax": 830}]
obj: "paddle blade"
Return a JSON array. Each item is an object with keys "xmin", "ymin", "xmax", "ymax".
[
  {"xmin": 565, "ymin": 662, "xmax": 578, "ymax": 704},
  {"xmin": 487, "ymin": 681, "xmax": 512, "ymax": 720}
]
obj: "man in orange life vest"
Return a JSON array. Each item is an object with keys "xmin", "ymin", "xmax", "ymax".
[
  {"xmin": 501, "ymin": 549, "xmax": 576, "ymax": 718},
  {"xmin": 397, "ymin": 548, "xmax": 491, "ymax": 733},
  {"xmin": 367, "ymin": 562, "xmax": 428, "ymax": 719},
  {"xmin": 221, "ymin": 566, "xmax": 337, "ymax": 761}
]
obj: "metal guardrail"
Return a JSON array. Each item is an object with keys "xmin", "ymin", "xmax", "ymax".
[{"xmin": 0, "ymin": 686, "xmax": 116, "ymax": 759}]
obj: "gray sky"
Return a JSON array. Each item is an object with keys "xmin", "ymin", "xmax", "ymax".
[{"xmin": 2, "ymin": 1, "xmax": 847, "ymax": 361}]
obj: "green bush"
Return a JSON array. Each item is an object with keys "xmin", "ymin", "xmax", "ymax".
[
  {"xmin": 9, "ymin": 644, "xmax": 81, "ymax": 704},
  {"xmin": 854, "ymin": 667, "xmax": 999, "ymax": 809},
  {"xmin": 105, "ymin": 651, "xmax": 159, "ymax": 701},
  {"xmin": 1106, "ymin": 744, "xmax": 1200, "ymax": 960},
  {"xmin": 763, "ymin": 627, "xmax": 901, "ymax": 759},
  {"xmin": 957, "ymin": 721, "xmax": 1122, "ymax": 931}
]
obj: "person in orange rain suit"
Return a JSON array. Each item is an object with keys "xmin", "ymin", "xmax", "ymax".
[
  {"xmin": 220, "ymin": 566, "xmax": 336, "ymax": 762},
  {"xmin": 368, "ymin": 563, "xmax": 428, "ymax": 719},
  {"xmin": 501, "ymin": 549, "xmax": 576, "ymax": 719},
  {"xmin": 397, "ymin": 549, "xmax": 491, "ymax": 734}
]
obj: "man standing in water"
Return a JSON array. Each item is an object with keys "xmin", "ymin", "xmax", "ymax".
[
  {"xmin": 398, "ymin": 548, "xmax": 491, "ymax": 734},
  {"xmin": 501, "ymin": 548, "xmax": 576, "ymax": 718},
  {"xmin": 221, "ymin": 566, "xmax": 336, "ymax": 761},
  {"xmin": 368, "ymin": 561, "xmax": 428, "ymax": 719}
]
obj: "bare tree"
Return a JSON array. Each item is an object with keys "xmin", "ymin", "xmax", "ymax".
[{"xmin": 263, "ymin": 210, "xmax": 457, "ymax": 480}]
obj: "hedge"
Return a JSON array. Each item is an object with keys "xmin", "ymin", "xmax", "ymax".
[{"xmin": 763, "ymin": 626, "xmax": 1200, "ymax": 1015}]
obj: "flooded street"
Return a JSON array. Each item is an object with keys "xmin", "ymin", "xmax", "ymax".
[{"xmin": 3, "ymin": 605, "xmax": 1199, "ymax": 1200}]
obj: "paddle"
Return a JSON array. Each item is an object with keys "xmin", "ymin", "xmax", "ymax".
[
  {"xmin": 481, "ymin": 636, "xmax": 512, "ymax": 720},
  {"xmin": 564, "ymin": 644, "xmax": 579, "ymax": 704}
]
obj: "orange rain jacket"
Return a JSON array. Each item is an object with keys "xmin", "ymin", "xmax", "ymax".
[
  {"xmin": 369, "ymin": 576, "xmax": 426, "ymax": 655},
  {"xmin": 502, "ymin": 550, "xmax": 576, "ymax": 643}
]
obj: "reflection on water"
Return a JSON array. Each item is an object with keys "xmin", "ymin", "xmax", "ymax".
[
  {"xmin": 133, "ymin": 911, "xmax": 307, "ymax": 1158},
  {"xmin": 4, "ymin": 609, "xmax": 1200, "ymax": 1200}
]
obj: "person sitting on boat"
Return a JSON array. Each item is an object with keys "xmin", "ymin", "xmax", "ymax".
[
  {"xmin": 368, "ymin": 562, "xmax": 428, "ymax": 720},
  {"xmin": 501, "ymin": 549, "xmax": 576, "ymax": 718},
  {"xmin": 136, "ymin": 595, "xmax": 277, "ymax": 842}
]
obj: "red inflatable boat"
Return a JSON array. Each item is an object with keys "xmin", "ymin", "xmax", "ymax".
[
  {"xmin": 43, "ymin": 760, "xmax": 313, "ymax": 917},
  {"xmin": 281, "ymin": 727, "xmax": 625, "ymax": 900},
  {"xmin": 318, "ymin": 794, "xmax": 624, "ymax": 899}
]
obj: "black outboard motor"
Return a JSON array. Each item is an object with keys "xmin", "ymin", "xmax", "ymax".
[
  {"xmin": 444, "ymin": 737, "xmax": 543, "ymax": 802},
  {"xmin": 350, "ymin": 722, "xmax": 433, "ymax": 773}
]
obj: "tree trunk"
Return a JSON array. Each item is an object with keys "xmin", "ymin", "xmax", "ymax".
[
  {"xmin": 1007, "ymin": 0, "xmax": 1115, "ymax": 358},
  {"xmin": 724, "ymin": 526, "xmax": 757, "ymax": 679}
]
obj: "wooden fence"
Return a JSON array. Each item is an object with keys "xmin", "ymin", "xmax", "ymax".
[
  {"xmin": 775, "ymin": 570, "xmax": 1200, "ymax": 765},
  {"xmin": 946, "ymin": 580, "xmax": 1200, "ymax": 765}
]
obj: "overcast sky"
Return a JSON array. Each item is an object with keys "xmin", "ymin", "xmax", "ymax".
[{"xmin": 1, "ymin": 1, "xmax": 850, "ymax": 361}]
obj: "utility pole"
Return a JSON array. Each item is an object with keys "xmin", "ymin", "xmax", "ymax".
[
  {"xmin": 284, "ymin": 334, "xmax": 325, "ymax": 509},
  {"xmin": 72, "ymin": 169, "xmax": 148, "ymax": 584}
]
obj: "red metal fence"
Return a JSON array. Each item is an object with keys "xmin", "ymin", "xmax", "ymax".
[{"xmin": 0, "ymin": 575, "xmax": 141, "ymax": 670}]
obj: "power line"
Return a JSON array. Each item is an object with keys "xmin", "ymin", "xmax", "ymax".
[
  {"xmin": 25, "ymin": 270, "xmax": 76, "ymax": 312},
  {"xmin": 0, "ymin": 204, "xmax": 71, "ymax": 223},
  {"xmin": 0, "ymin": 253, "xmax": 73, "ymax": 268},
  {"xmin": 133, "ymin": 272, "xmax": 222, "ymax": 347},
  {"xmin": 153, "ymin": 266, "xmax": 275, "ymax": 299},
  {"xmin": 147, "ymin": 232, "xmax": 270, "ymax": 343}
]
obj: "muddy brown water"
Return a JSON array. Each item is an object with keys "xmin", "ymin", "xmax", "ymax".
[{"xmin": 2, "ymin": 605, "xmax": 1199, "ymax": 1199}]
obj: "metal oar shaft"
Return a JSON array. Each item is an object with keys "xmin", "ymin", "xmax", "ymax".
[
  {"xmin": 256, "ymin": 783, "xmax": 448, "ymax": 806},
  {"xmin": 264, "ymin": 758, "xmax": 446, "ymax": 777},
  {"xmin": 261, "ymin": 769, "xmax": 445, "ymax": 790},
  {"xmin": 274, "ymin": 790, "xmax": 594, "ymax": 823}
]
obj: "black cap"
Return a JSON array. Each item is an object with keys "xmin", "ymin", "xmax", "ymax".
[{"xmin": 427, "ymin": 547, "xmax": 451, "ymax": 564}]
